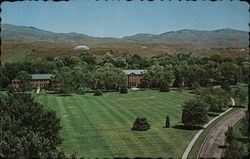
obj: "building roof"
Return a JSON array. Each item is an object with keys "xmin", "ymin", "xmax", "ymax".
[
  {"xmin": 31, "ymin": 74, "xmax": 53, "ymax": 80},
  {"xmin": 73, "ymin": 45, "xmax": 89, "ymax": 50},
  {"xmin": 122, "ymin": 70, "xmax": 147, "ymax": 75}
]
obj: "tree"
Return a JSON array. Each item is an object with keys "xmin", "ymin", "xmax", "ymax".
[
  {"xmin": 80, "ymin": 51, "xmax": 96, "ymax": 65},
  {"xmin": 239, "ymin": 110, "xmax": 249, "ymax": 137},
  {"xmin": 194, "ymin": 87, "xmax": 229, "ymax": 112},
  {"xmin": 165, "ymin": 115, "xmax": 170, "ymax": 128},
  {"xmin": 233, "ymin": 87, "xmax": 247, "ymax": 106},
  {"xmin": 224, "ymin": 126, "xmax": 244, "ymax": 159},
  {"xmin": 159, "ymin": 70, "xmax": 175, "ymax": 91},
  {"xmin": 0, "ymin": 74, "xmax": 10, "ymax": 90},
  {"xmin": 221, "ymin": 80, "xmax": 231, "ymax": 92},
  {"xmin": 225, "ymin": 126, "xmax": 234, "ymax": 145},
  {"xmin": 131, "ymin": 118, "xmax": 150, "ymax": 131},
  {"xmin": 182, "ymin": 98, "xmax": 209, "ymax": 126},
  {"xmin": 1, "ymin": 93, "xmax": 63, "ymax": 158},
  {"xmin": 94, "ymin": 89, "xmax": 103, "ymax": 96},
  {"xmin": 54, "ymin": 67, "xmax": 77, "ymax": 94},
  {"xmin": 224, "ymin": 139, "xmax": 244, "ymax": 159},
  {"xmin": 7, "ymin": 85, "xmax": 15, "ymax": 94},
  {"xmin": 203, "ymin": 94, "xmax": 228, "ymax": 112},
  {"xmin": 120, "ymin": 85, "xmax": 128, "ymax": 94},
  {"xmin": 16, "ymin": 71, "xmax": 32, "ymax": 92},
  {"xmin": 144, "ymin": 63, "xmax": 164, "ymax": 88},
  {"xmin": 191, "ymin": 82, "xmax": 200, "ymax": 90},
  {"xmin": 220, "ymin": 62, "xmax": 239, "ymax": 85}
]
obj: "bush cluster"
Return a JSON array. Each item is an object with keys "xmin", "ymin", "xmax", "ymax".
[
  {"xmin": 94, "ymin": 89, "xmax": 103, "ymax": 96},
  {"xmin": 120, "ymin": 85, "xmax": 128, "ymax": 94},
  {"xmin": 131, "ymin": 117, "xmax": 150, "ymax": 131}
]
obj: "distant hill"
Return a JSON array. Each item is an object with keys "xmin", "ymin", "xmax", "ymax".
[
  {"xmin": 123, "ymin": 29, "xmax": 249, "ymax": 48},
  {"xmin": 1, "ymin": 24, "xmax": 249, "ymax": 63},
  {"xmin": 2, "ymin": 24, "xmax": 248, "ymax": 48},
  {"xmin": 1, "ymin": 24, "xmax": 93, "ymax": 43}
]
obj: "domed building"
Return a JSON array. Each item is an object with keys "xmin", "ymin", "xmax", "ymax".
[{"xmin": 73, "ymin": 45, "xmax": 89, "ymax": 50}]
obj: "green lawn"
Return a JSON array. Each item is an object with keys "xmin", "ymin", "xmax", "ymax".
[{"xmin": 34, "ymin": 89, "xmax": 196, "ymax": 158}]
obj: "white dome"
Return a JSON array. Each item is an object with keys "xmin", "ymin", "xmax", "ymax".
[{"xmin": 74, "ymin": 45, "xmax": 89, "ymax": 50}]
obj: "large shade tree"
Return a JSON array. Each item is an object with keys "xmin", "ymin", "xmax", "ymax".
[
  {"xmin": 182, "ymin": 98, "xmax": 209, "ymax": 127},
  {"xmin": 54, "ymin": 67, "xmax": 77, "ymax": 94},
  {"xmin": 1, "ymin": 93, "xmax": 63, "ymax": 158}
]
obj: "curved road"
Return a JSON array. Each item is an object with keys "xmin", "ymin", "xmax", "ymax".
[
  {"xmin": 198, "ymin": 108, "xmax": 246, "ymax": 158},
  {"xmin": 181, "ymin": 97, "xmax": 236, "ymax": 159}
]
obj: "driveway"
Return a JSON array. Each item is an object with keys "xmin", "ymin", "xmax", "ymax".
[{"xmin": 198, "ymin": 108, "xmax": 246, "ymax": 158}]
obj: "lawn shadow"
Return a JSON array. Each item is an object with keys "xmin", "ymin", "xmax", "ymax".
[
  {"xmin": 208, "ymin": 112, "xmax": 220, "ymax": 117},
  {"xmin": 172, "ymin": 125, "xmax": 203, "ymax": 130},
  {"xmin": 58, "ymin": 94, "xmax": 72, "ymax": 97},
  {"xmin": 218, "ymin": 145, "xmax": 227, "ymax": 149},
  {"xmin": 46, "ymin": 91, "xmax": 57, "ymax": 94},
  {"xmin": 45, "ymin": 91, "xmax": 72, "ymax": 97},
  {"xmin": 230, "ymin": 105, "xmax": 246, "ymax": 108}
]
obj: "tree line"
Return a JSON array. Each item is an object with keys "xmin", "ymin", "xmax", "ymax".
[{"xmin": 0, "ymin": 52, "xmax": 248, "ymax": 93}]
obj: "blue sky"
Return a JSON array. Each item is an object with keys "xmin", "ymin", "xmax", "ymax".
[{"xmin": 1, "ymin": 0, "xmax": 249, "ymax": 38}]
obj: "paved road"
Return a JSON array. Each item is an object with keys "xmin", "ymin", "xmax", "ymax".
[
  {"xmin": 198, "ymin": 108, "xmax": 246, "ymax": 158},
  {"xmin": 181, "ymin": 97, "xmax": 236, "ymax": 159},
  {"xmin": 181, "ymin": 108, "xmax": 232, "ymax": 159}
]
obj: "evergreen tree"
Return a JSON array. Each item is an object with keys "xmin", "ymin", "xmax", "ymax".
[{"xmin": 165, "ymin": 115, "xmax": 170, "ymax": 128}]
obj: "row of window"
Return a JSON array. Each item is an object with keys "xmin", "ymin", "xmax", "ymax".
[
  {"xmin": 128, "ymin": 82, "xmax": 137, "ymax": 87},
  {"xmin": 129, "ymin": 79, "xmax": 140, "ymax": 82}
]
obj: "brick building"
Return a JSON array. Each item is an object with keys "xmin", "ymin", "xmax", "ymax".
[
  {"xmin": 122, "ymin": 70, "xmax": 147, "ymax": 88},
  {"xmin": 12, "ymin": 74, "xmax": 54, "ymax": 89}
]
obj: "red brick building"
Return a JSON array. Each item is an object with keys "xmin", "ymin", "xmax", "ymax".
[
  {"xmin": 12, "ymin": 74, "xmax": 54, "ymax": 89},
  {"xmin": 122, "ymin": 70, "xmax": 147, "ymax": 88}
]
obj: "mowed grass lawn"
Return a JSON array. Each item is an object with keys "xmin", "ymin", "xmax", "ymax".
[{"xmin": 35, "ymin": 90, "xmax": 196, "ymax": 158}]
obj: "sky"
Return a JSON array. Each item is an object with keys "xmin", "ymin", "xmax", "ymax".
[{"xmin": 1, "ymin": 0, "xmax": 249, "ymax": 38}]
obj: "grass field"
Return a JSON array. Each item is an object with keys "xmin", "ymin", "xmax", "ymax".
[{"xmin": 34, "ymin": 89, "xmax": 196, "ymax": 158}]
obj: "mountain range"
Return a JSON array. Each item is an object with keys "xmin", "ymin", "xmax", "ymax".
[
  {"xmin": 1, "ymin": 24, "xmax": 248, "ymax": 48},
  {"xmin": 1, "ymin": 24, "xmax": 249, "ymax": 63}
]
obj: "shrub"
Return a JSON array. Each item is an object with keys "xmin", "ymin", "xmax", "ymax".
[
  {"xmin": 94, "ymin": 89, "xmax": 103, "ymax": 96},
  {"xmin": 160, "ymin": 86, "xmax": 170, "ymax": 92},
  {"xmin": 165, "ymin": 115, "xmax": 170, "ymax": 128},
  {"xmin": 77, "ymin": 87, "xmax": 85, "ymax": 94},
  {"xmin": 120, "ymin": 85, "xmax": 128, "ymax": 94},
  {"xmin": 7, "ymin": 85, "xmax": 15, "ymax": 93},
  {"xmin": 131, "ymin": 117, "xmax": 150, "ymax": 131},
  {"xmin": 221, "ymin": 80, "xmax": 231, "ymax": 92},
  {"xmin": 160, "ymin": 82, "xmax": 170, "ymax": 92}
]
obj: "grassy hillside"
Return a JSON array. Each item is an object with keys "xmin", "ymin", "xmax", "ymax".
[
  {"xmin": 35, "ymin": 90, "xmax": 195, "ymax": 158},
  {"xmin": 1, "ymin": 24, "xmax": 249, "ymax": 63},
  {"xmin": 2, "ymin": 39, "xmax": 248, "ymax": 64}
]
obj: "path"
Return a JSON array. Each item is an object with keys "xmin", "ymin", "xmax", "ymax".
[
  {"xmin": 198, "ymin": 108, "xmax": 246, "ymax": 158},
  {"xmin": 181, "ymin": 97, "xmax": 236, "ymax": 159},
  {"xmin": 36, "ymin": 87, "xmax": 40, "ymax": 94}
]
